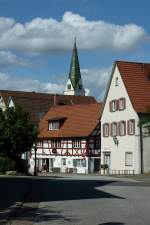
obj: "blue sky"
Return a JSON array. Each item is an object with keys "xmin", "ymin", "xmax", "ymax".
[{"xmin": 0, "ymin": 0, "xmax": 149, "ymax": 99}]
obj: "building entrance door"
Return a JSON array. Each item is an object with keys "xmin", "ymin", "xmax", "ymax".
[
  {"xmin": 61, "ymin": 158, "xmax": 66, "ymax": 173},
  {"xmin": 104, "ymin": 152, "xmax": 111, "ymax": 172}
]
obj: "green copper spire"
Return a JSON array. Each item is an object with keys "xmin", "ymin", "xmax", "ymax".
[{"xmin": 69, "ymin": 39, "xmax": 81, "ymax": 89}]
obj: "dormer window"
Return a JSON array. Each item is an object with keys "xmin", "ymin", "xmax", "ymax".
[
  {"xmin": 48, "ymin": 121, "xmax": 60, "ymax": 130},
  {"xmin": 48, "ymin": 117, "xmax": 66, "ymax": 131},
  {"xmin": 115, "ymin": 77, "xmax": 119, "ymax": 86}
]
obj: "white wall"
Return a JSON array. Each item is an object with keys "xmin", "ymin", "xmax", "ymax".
[
  {"xmin": 64, "ymin": 78, "xmax": 85, "ymax": 96},
  {"xmin": 101, "ymin": 65, "xmax": 141, "ymax": 174},
  {"xmin": 143, "ymin": 136, "xmax": 150, "ymax": 173}
]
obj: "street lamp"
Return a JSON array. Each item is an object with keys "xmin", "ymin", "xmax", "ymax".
[
  {"xmin": 113, "ymin": 136, "xmax": 119, "ymax": 146},
  {"xmin": 34, "ymin": 143, "xmax": 37, "ymax": 176}
]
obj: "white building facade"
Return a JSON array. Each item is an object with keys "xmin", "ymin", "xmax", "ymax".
[{"xmin": 101, "ymin": 61, "xmax": 150, "ymax": 175}]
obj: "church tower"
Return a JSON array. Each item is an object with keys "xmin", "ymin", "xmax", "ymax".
[{"xmin": 64, "ymin": 40, "xmax": 85, "ymax": 96}]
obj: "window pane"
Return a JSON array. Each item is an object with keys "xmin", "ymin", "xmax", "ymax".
[
  {"xmin": 49, "ymin": 121, "xmax": 60, "ymax": 130},
  {"xmin": 125, "ymin": 152, "xmax": 133, "ymax": 166},
  {"xmin": 119, "ymin": 98, "xmax": 125, "ymax": 110},
  {"xmin": 111, "ymin": 123, "xmax": 117, "ymax": 136},
  {"xmin": 73, "ymin": 140, "xmax": 81, "ymax": 148},
  {"xmin": 120, "ymin": 121, "xmax": 126, "ymax": 136},
  {"xmin": 103, "ymin": 123, "xmax": 109, "ymax": 137},
  {"xmin": 128, "ymin": 120, "xmax": 135, "ymax": 135}
]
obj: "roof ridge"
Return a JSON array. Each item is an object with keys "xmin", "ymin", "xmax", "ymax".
[{"xmin": 116, "ymin": 60, "xmax": 150, "ymax": 65}]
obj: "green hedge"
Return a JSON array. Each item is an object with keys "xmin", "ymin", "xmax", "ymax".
[{"xmin": 0, "ymin": 156, "xmax": 16, "ymax": 173}]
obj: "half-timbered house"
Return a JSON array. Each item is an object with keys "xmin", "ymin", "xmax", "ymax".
[{"xmin": 29, "ymin": 103, "xmax": 102, "ymax": 174}]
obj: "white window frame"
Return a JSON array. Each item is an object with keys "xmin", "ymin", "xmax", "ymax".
[
  {"xmin": 119, "ymin": 98, "xmax": 126, "ymax": 111},
  {"xmin": 119, "ymin": 121, "xmax": 126, "ymax": 136},
  {"xmin": 103, "ymin": 123, "xmax": 109, "ymax": 137},
  {"xmin": 110, "ymin": 100, "xmax": 117, "ymax": 112},
  {"xmin": 72, "ymin": 140, "xmax": 81, "ymax": 148},
  {"xmin": 48, "ymin": 121, "xmax": 60, "ymax": 130},
  {"xmin": 51, "ymin": 140, "xmax": 61, "ymax": 148},
  {"xmin": 125, "ymin": 152, "xmax": 133, "ymax": 166},
  {"xmin": 111, "ymin": 122, "xmax": 117, "ymax": 137},
  {"xmin": 128, "ymin": 119, "xmax": 135, "ymax": 135},
  {"xmin": 73, "ymin": 159, "xmax": 86, "ymax": 167}
]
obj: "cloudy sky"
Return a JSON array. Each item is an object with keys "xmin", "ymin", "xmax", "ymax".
[{"xmin": 0, "ymin": 0, "xmax": 149, "ymax": 100}]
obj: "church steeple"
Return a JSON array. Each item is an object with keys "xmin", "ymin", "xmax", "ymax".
[
  {"xmin": 64, "ymin": 39, "xmax": 85, "ymax": 96},
  {"xmin": 69, "ymin": 39, "xmax": 81, "ymax": 89}
]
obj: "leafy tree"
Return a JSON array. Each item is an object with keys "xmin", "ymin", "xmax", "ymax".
[
  {"xmin": 139, "ymin": 107, "xmax": 150, "ymax": 136},
  {"xmin": 0, "ymin": 105, "xmax": 38, "ymax": 158}
]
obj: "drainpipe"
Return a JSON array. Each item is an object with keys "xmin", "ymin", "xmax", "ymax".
[{"xmin": 139, "ymin": 117, "xmax": 143, "ymax": 174}]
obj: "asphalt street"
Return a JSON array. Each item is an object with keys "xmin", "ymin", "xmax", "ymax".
[{"xmin": 0, "ymin": 175, "xmax": 150, "ymax": 225}]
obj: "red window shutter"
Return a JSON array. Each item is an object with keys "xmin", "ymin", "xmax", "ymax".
[
  {"xmin": 124, "ymin": 121, "xmax": 126, "ymax": 135},
  {"xmin": 132, "ymin": 119, "xmax": 135, "ymax": 135},
  {"xmin": 127, "ymin": 121, "xmax": 130, "ymax": 135},
  {"xmin": 123, "ymin": 98, "xmax": 126, "ymax": 110},
  {"xmin": 116, "ymin": 99, "xmax": 119, "ymax": 111},
  {"xmin": 110, "ymin": 123, "xmax": 112, "ymax": 136},
  {"xmin": 103, "ymin": 124, "xmax": 106, "ymax": 137},
  {"xmin": 109, "ymin": 101, "xmax": 112, "ymax": 112},
  {"xmin": 117, "ymin": 122, "xmax": 120, "ymax": 136}
]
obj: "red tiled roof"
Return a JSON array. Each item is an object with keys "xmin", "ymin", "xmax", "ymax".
[
  {"xmin": 116, "ymin": 61, "xmax": 150, "ymax": 113},
  {"xmin": 39, "ymin": 103, "xmax": 102, "ymax": 138},
  {"xmin": 0, "ymin": 90, "xmax": 96, "ymax": 124}
]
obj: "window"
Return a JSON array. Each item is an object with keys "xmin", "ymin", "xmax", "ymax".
[
  {"xmin": 119, "ymin": 121, "xmax": 126, "ymax": 136},
  {"xmin": 103, "ymin": 123, "xmax": 109, "ymax": 137},
  {"xmin": 73, "ymin": 159, "xmax": 86, "ymax": 167},
  {"xmin": 119, "ymin": 98, "xmax": 126, "ymax": 110},
  {"xmin": 72, "ymin": 140, "xmax": 81, "ymax": 148},
  {"xmin": 128, "ymin": 119, "xmax": 135, "ymax": 135},
  {"xmin": 111, "ymin": 122, "xmax": 117, "ymax": 137},
  {"xmin": 49, "ymin": 121, "xmax": 60, "ymax": 130},
  {"xmin": 115, "ymin": 77, "xmax": 119, "ymax": 86},
  {"xmin": 62, "ymin": 158, "xmax": 66, "ymax": 166},
  {"xmin": 51, "ymin": 140, "xmax": 61, "ymax": 148},
  {"xmin": 110, "ymin": 100, "xmax": 117, "ymax": 112},
  {"xmin": 67, "ymin": 84, "xmax": 71, "ymax": 90},
  {"xmin": 125, "ymin": 152, "xmax": 133, "ymax": 166}
]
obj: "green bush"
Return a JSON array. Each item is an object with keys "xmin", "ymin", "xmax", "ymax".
[
  {"xmin": 14, "ymin": 157, "xmax": 29, "ymax": 174},
  {"xmin": 0, "ymin": 156, "xmax": 16, "ymax": 173}
]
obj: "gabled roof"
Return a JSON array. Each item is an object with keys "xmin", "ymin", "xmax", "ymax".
[
  {"xmin": 39, "ymin": 103, "xmax": 102, "ymax": 138},
  {"xmin": 116, "ymin": 61, "xmax": 150, "ymax": 113},
  {"xmin": 0, "ymin": 90, "xmax": 96, "ymax": 124}
]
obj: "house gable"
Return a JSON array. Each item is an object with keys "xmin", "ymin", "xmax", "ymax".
[
  {"xmin": 101, "ymin": 63, "xmax": 141, "ymax": 174},
  {"xmin": 101, "ymin": 64, "xmax": 138, "ymax": 123}
]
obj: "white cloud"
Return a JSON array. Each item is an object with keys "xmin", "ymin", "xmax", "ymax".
[
  {"xmin": 0, "ymin": 72, "xmax": 65, "ymax": 93},
  {"xmin": 0, "ymin": 12, "xmax": 148, "ymax": 54},
  {"xmin": 0, "ymin": 66, "xmax": 111, "ymax": 100},
  {"xmin": 0, "ymin": 51, "xmax": 27, "ymax": 66},
  {"xmin": 81, "ymin": 67, "xmax": 112, "ymax": 100}
]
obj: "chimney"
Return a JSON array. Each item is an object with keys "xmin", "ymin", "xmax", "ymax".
[
  {"xmin": 53, "ymin": 94, "xmax": 57, "ymax": 106},
  {"xmin": 53, "ymin": 94, "xmax": 58, "ymax": 106}
]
